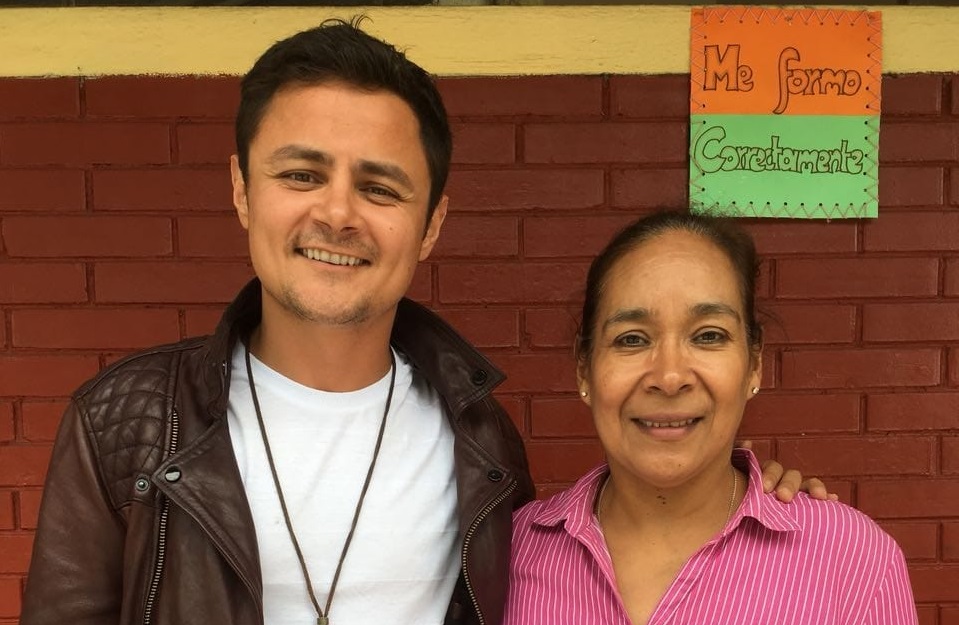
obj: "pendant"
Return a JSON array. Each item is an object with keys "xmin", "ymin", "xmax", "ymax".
[{"xmin": 318, "ymin": 617, "xmax": 328, "ymax": 625}]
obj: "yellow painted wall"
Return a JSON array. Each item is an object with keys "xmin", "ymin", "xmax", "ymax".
[{"xmin": 0, "ymin": 6, "xmax": 956, "ymax": 77}]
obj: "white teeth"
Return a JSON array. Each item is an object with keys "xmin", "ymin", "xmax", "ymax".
[
  {"xmin": 638, "ymin": 418, "xmax": 698, "ymax": 428},
  {"xmin": 301, "ymin": 249, "xmax": 362, "ymax": 266}
]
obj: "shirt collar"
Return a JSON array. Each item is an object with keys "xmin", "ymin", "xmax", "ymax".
[
  {"xmin": 531, "ymin": 464, "xmax": 607, "ymax": 539},
  {"xmin": 729, "ymin": 448, "xmax": 801, "ymax": 534},
  {"xmin": 530, "ymin": 449, "xmax": 801, "ymax": 537}
]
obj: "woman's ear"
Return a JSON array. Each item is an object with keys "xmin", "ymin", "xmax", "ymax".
[
  {"xmin": 746, "ymin": 344, "xmax": 763, "ymax": 401},
  {"xmin": 575, "ymin": 345, "xmax": 591, "ymax": 406},
  {"xmin": 577, "ymin": 383, "xmax": 591, "ymax": 406}
]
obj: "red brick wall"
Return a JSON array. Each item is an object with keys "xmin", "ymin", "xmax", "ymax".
[{"xmin": 0, "ymin": 74, "xmax": 957, "ymax": 622}]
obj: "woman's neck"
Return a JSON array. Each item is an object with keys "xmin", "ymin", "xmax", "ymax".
[
  {"xmin": 598, "ymin": 463, "xmax": 746, "ymax": 539},
  {"xmin": 597, "ymin": 462, "xmax": 747, "ymax": 625}
]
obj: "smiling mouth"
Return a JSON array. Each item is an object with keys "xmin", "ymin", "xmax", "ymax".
[
  {"xmin": 298, "ymin": 248, "xmax": 367, "ymax": 267},
  {"xmin": 634, "ymin": 417, "xmax": 703, "ymax": 429}
]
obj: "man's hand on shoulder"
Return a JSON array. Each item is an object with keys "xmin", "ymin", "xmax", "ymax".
[{"xmin": 740, "ymin": 439, "xmax": 839, "ymax": 503}]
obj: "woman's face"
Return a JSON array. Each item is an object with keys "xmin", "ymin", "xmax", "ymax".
[{"xmin": 579, "ymin": 229, "xmax": 761, "ymax": 489}]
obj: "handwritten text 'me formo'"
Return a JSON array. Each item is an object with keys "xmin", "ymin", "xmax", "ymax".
[{"xmin": 703, "ymin": 44, "xmax": 864, "ymax": 114}]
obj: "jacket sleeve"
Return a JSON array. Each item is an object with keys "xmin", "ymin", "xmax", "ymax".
[
  {"xmin": 496, "ymin": 400, "xmax": 535, "ymax": 510},
  {"xmin": 20, "ymin": 399, "xmax": 126, "ymax": 625}
]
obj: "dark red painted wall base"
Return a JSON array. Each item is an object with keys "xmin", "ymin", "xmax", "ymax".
[{"xmin": 0, "ymin": 74, "xmax": 958, "ymax": 623}]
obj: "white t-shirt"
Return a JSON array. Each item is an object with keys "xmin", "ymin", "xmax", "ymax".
[{"xmin": 228, "ymin": 345, "xmax": 459, "ymax": 625}]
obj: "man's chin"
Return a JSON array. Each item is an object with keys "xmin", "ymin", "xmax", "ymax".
[{"xmin": 281, "ymin": 293, "xmax": 373, "ymax": 326}]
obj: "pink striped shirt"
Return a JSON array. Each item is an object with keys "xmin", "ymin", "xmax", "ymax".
[{"xmin": 505, "ymin": 449, "xmax": 917, "ymax": 625}]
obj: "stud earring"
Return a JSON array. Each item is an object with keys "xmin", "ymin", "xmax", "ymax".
[
  {"xmin": 751, "ymin": 387, "xmax": 760, "ymax": 395},
  {"xmin": 580, "ymin": 390, "xmax": 589, "ymax": 398}
]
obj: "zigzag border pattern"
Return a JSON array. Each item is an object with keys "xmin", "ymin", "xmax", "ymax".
[
  {"xmin": 689, "ymin": 8, "xmax": 708, "ymax": 114},
  {"xmin": 700, "ymin": 5, "xmax": 877, "ymax": 28},
  {"xmin": 689, "ymin": 6, "xmax": 882, "ymax": 219},
  {"xmin": 691, "ymin": 200, "xmax": 876, "ymax": 220}
]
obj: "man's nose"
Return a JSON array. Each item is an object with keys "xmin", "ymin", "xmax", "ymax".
[{"xmin": 310, "ymin": 175, "xmax": 360, "ymax": 232}]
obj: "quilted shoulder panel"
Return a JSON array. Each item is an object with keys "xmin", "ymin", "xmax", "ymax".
[{"xmin": 74, "ymin": 342, "xmax": 201, "ymax": 510}]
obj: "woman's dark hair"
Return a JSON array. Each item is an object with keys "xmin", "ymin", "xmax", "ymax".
[
  {"xmin": 235, "ymin": 17, "xmax": 452, "ymax": 218},
  {"xmin": 577, "ymin": 210, "xmax": 763, "ymax": 364}
]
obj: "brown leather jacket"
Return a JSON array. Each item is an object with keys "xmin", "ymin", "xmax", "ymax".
[{"xmin": 21, "ymin": 279, "xmax": 535, "ymax": 625}]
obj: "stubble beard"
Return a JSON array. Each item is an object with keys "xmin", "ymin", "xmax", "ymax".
[
  {"xmin": 278, "ymin": 282, "xmax": 373, "ymax": 326},
  {"xmin": 278, "ymin": 227, "xmax": 379, "ymax": 326}
]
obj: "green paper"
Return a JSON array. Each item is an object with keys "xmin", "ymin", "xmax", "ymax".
[{"xmin": 689, "ymin": 114, "xmax": 878, "ymax": 219}]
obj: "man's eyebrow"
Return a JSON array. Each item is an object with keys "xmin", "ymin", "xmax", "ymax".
[
  {"xmin": 602, "ymin": 307, "xmax": 651, "ymax": 331},
  {"xmin": 264, "ymin": 147, "xmax": 415, "ymax": 191},
  {"xmin": 691, "ymin": 302, "xmax": 742, "ymax": 322},
  {"xmin": 357, "ymin": 159, "xmax": 414, "ymax": 191},
  {"xmin": 266, "ymin": 145, "xmax": 333, "ymax": 166}
]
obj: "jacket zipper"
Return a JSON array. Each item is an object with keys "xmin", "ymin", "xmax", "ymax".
[
  {"xmin": 143, "ymin": 406, "xmax": 181, "ymax": 625},
  {"xmin": 460, "ymin": 480, "xmax": 517, "ymax": 625}
]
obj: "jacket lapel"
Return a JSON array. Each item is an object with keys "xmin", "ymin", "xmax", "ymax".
[{"xmin": 153, "ymin": 418, "xmax": 263, "ymax": 609}]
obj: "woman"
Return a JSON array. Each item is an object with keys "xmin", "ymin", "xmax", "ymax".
[{"xmin": 505, "ymin": 212, "xmax": 917, "ymax": 625}]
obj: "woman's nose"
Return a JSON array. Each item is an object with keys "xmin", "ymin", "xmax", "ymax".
[{"xmin": 643, "ymin": 342, "xmax": 695, "ymax": 395}]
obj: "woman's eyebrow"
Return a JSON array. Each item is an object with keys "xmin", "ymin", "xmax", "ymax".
[
  {"xmin": 691, "ymin": 302, "xmax": 741, "ymax": 322},
  {"xmin": 602, "ymin": 307, "xmax": 651, "ymax": 331}
]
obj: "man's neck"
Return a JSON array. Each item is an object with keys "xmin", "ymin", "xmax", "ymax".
[{"xmin": 249, "ymin": 299, "xmax": 397, "ymax": 393}]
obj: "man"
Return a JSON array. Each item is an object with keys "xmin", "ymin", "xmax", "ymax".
[{"xmin": 21, "ymin": 19, "xmax": 817, "ymax": 625}]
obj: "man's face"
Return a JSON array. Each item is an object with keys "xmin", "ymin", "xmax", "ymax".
[{"xmin": 231, "ymin": 81, "xmax": 447, "ymax": 330}]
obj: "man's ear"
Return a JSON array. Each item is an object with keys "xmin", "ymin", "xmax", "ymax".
[
  {"xmin": 230, "ymin": 155, "xmax": 250, "ymax": 230},
  {"xmin": 418, "ymin": 195, "xmax": 448, "ymax": 261}
]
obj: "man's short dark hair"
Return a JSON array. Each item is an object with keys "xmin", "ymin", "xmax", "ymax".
[{"xmin": 235, "ymin": 17, "xmax": 452, "ymax": 217}]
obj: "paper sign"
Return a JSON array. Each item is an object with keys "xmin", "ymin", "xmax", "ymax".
[{"xmin": 689, "ymin": 6, "xmax": 882, "ymax": 218}]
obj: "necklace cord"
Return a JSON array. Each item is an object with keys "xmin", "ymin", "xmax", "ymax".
[
  {"xmin": 245, "ymin": 346, "xmax": 397, "ymax": 623},
  {"xmin": 726, "ymin": 469, "xmax": 739, "ymax": 525},
  {"xmin": 324, "ymin": 352, "xmax": 396, "ymax": 615}
]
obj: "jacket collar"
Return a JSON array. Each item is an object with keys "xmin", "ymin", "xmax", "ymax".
[{"xmin": 198, "ymin": 278, "xmax": 506, "ymax": 420}]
